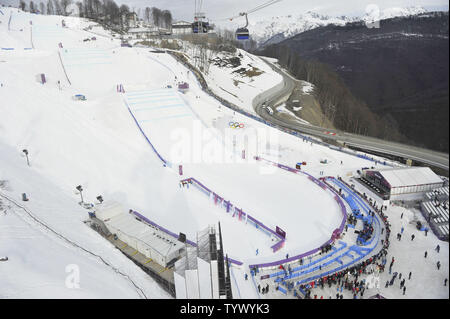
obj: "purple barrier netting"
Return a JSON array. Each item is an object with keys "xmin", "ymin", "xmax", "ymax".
[
  {"xmin": 227, "ymin": 257, "xmax": 244, "ymax": 266},
  {"xmin": 30, "ymin": 26, "xmax": 34, "ymax": 49},
  {"xmin": 131, "ymin": 210, "xmax": 197, "ymax": 247},
  {"xmin": 248, "ymin": 160, "xmax": 347, "ymax": 270},
  {"xmin": 189, "ymin": 178, "xmax": 283, "ymax": 239},
  {"xmin": 271, "ymin": 239, "xmax": 285, "ymax": 252},
  {"xmin": 188, "ymin": 179, "xmax": 210, "ymax": 197},
  {"xmin": 189, "ymin": 177, "xmax": 285, "ymax": 246},
  {"xmin": 57, "ymin": 51, "xmax": 71, "ymax": 85},
  {"xmin": 132, "ymin": 210, "xmax": 244, "ymax": 265},
  {"xmin": 277, "ymin": 163, "xmax": 300, "ymax": 173},
  {"xmin": 124, "ymin": 101, "xmax": 168, "ymax": 166},
  {"xmin": 244, "ymin": 215, "xmax": 273, "ymax": 237},
  {"xmin": 246, "ymin": 215, "xmax": 282, "ymax": 239},
  {"xmin": 189, "ymin": 177, "xmax": 212, "ymax": 193}
]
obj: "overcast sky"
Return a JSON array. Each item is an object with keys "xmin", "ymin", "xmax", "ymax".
[
  {"xmin": 2, "ymin": 0, "xmax": 448, "ymax": 24},
  {"xmin": 117, "ymin": 0, "xmax": 449, "ymax": 22}
]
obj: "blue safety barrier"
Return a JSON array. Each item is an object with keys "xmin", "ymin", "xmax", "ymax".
[
  {"xmin": 299, "ymin": 287, "xmax": 307, "ymax": 296},
  {"xmin": 270, "ymin": 241, "xmax": 347, "ymax": 279},
  {"xmin": 277, "ymin": 286, "xmax": 287, "ymax": 295}
]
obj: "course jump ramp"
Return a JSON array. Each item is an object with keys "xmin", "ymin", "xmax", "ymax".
[
  {"xmin": 124, "ymin": 88, "xmax": 195, "ymax": 163},
  {"xmin": 60, "ymin": 47, "xmax": 113, "ymax": 67}
]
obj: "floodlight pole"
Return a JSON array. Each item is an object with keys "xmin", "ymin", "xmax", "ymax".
[
  {"xmin": 22, "ymin": 149, "xmax": 29, "ymax": 166},
  {"xmin": 76, "ymin": 185, "xmax": 84, "ymax": 203}
]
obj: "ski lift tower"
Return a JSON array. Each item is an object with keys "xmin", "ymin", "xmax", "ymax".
[
  {"xmin": 193, "ymin": 12, "xmax": 209, "ymax": 34},
  {"xmin": 192, "ymin": 0, "xmax": 210, "ymax": 34}
]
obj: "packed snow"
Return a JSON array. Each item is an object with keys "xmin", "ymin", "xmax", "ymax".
[{"xmin": 0, "ymin": 8, "xmax": 447, "ymax": 299}]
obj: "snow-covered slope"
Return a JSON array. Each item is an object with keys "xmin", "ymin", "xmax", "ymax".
[
  {"xmin": 0, "ymin": 8, "xmax": 359, "ymax": 297},
  {"xmin": 0, "ymin": 141, "xmax": 171, "ymax": 299},
  {"xmin": 1, "ymin": 8, "xmax": 447, "ymax": 300},
  {"xmin": 369, "ymin": 6, "xmax": 428, "ymax": 21},
  {"xmin": 249, "ymin": 11, "xmax": 353, "ymax": 46},
  {"xmin": 200, "ymin": 48, "xmax": 283, "ymax": 115}
]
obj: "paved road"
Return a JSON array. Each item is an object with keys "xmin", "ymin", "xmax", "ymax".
[{"xmin": 255, "ymin": 58, "xmax": 449, "ymax": 171}]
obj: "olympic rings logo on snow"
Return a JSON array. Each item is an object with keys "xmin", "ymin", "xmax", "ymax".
[{"xmin": 228, "ymin": 122, "xmax": 245, "ymax": 129}]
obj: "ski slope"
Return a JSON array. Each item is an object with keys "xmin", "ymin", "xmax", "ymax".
[{"xmin": 1, "ymin": 8, "xmax": 447, "ymax": 299}]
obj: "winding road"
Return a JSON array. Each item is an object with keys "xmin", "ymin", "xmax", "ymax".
[{"xmin": 255, "ymin": 58, "xmax": 450, "ymax": 171}]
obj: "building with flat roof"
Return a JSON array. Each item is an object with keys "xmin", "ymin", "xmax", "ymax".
[
  {"xmin": 360, "ymin": 166, "xmax": 444, "ymax": 200},
  {"xmin": 95, "ymin": 201, "xmax": 185, "ymax": 267},
  {"xmin": 171, "ymin": 21, "xmax": 192, "ymax": 34},
  {"xmin": 127, "ymin": 27, "xmax": 160, "ymax": 39}
]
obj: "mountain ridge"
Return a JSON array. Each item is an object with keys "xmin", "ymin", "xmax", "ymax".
[
  {"xmin": 272, "ymin": 11, "xmax": 449, "ymax": 152},
  {"xmin": 249, "ymin": 6, "xmax": 429, "ymax": 46}
]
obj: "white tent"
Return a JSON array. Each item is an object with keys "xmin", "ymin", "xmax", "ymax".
[
  {"xmin": 96, "ymin": 201, "xmax": 185, "ymax": 267},
  {"xmin": 377, "ymin": 167, "xmax": 443, "ymax": 195}
]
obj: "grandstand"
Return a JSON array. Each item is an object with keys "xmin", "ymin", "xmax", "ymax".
[
  {"xmin": 420, "ymin": 186, "xmax": 449, "ymax": 241},
  {"xmin": 256, "ymin": 176, "xmax": 387, "ymax": 298}
]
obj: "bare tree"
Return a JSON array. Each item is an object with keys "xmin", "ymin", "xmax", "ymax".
[
  {"xmin": 20, "ymin": 0, "xmax": 27, "ymax": 11},
  {"xmin": 144, "ymin": 7, "xmax": 150, "ymax": 24},
  {"xmin": 119, "ymin": 4, "xmax": 129, "ymax": 28},
  {"xmin": 151, "ymin": 7, "xmax": 161, "ymax": 27},
  {"xmin": 162, "ymin": 10, "xmax": 172, "ymax": 29},
  {"xmin": 30, "ymin": 1, "xmax": 35, "ymax": 13},
  {"xmin": 46, "ymin": 0, "xmax": 54, "ymax": 14},
  {"xmin": 53, "ymin": 0, "xmax": 62, "ymax": 15},
  {"xmin": 92, "ymin": 0, "xmax": 101, "ymax": 17},
  {"xmin": 39, "ymin": 2, "xmax": 46, "ymax": 14},
  {"xmin": 76, "ymin": 1, "xmax": 83, "ymax": 17},
  {"xmin": 60, "ymin": 0, "xmax": 73, "ymax": 16}
]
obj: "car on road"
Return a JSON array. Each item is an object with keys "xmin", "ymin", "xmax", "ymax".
[{"xmin": 264, "ymin": 106, "xmax": 274, "ymax": 115}]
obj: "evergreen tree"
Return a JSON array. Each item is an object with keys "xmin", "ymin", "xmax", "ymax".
[
  {"xmin": 30, "ymin": 1, "xmax": 35, "ymax": 13},
  {"xmin": 39, "ymin": 2, "xmax": 46, "ymax": 14}
]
